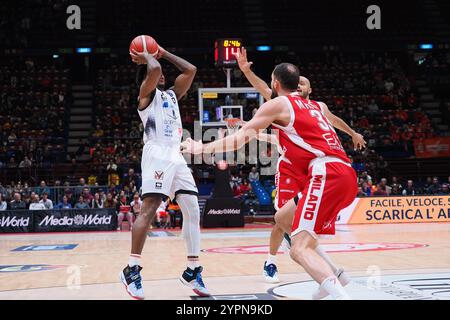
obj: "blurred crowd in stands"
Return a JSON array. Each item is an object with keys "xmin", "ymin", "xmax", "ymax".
[
  {"xmin": 0, "ymin": 57, "xmax": 69, "ymax": 171},
  {"xmin": 0, "ymin": 52, "xmax": 449, "ymax": 217}
]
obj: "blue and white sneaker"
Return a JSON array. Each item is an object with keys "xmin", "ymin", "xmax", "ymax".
[
  {"xmin": 263, "ymin": 261, "xmax": 280, "ymax": 283},
  {"xmin": 120, "ymin": 265, "xmax": 145, "ymax": 300},
  {"xmin": 180, "ymin": 266, "xmax": 210, "ymax": 297}
]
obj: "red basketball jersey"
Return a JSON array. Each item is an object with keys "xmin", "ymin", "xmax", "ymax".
[{"xmin": 272, "ymin": 94, "xmax": 350, "ymax": 173}]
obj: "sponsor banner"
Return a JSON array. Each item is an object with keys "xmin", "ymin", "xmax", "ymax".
[
  {"xmin": 0, "ymin": 211, "xmax": 33, "ymax": 233},
  {"xmin": 202, "ymin": 198, "xmax": 244, "ymax": 228},
  {"xmin": 337, "ymin": 196, "xmax": 450, "ymax": 224},
  {"xmin": 33, "ymin": 209, "xmax": 117, "ymax": 232},
  {"xmin": 414, "ymin": 137, "xmax": 450, "ymax": 158},
  {"xmin": 12, "ymin": 244, "xmax": 78, "ymax": 252}
]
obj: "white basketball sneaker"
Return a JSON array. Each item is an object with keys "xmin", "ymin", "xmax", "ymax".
[
  {"xmin": 120, "ymin": 265, "xmax": 145, "ymax": 300},
  {"xmin": 312, "ymin": 268, "xmax": 351, "ymax": 300}
]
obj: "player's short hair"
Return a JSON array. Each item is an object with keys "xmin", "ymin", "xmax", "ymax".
[{"xmin": 273, "ymin": 63, "xmax": 300, "ymax": 91}]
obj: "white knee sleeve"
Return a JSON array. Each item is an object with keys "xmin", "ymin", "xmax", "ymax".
[{"xmin": 176, "ymin": 193, "xmax": 201, "ymax": 257}]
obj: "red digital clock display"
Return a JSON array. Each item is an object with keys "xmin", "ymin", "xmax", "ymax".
[{"xmin": 214, "ymin": 38, "xmax": 242, "ymax": 67}]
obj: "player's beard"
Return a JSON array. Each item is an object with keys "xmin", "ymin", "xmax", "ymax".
[{"xmin": 300, "ymin": 90, "xmax": 308, "ymax": 99}]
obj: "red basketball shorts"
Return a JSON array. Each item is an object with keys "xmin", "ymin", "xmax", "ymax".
[
  {"xmin": 274, "ymin": 160, "xmax": 306, "ymax": 210},
  {"xmin": 291, "ymin": 157, "xmax": 357, "ymax": 237}
]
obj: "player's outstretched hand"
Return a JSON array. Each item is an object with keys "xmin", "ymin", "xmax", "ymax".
[
  {"xmin": 181, "ymin": 138, "xmax": 204, "ymax": 154},
  {"xmin": 130, "ymin": 49, "xmax": 152, "ymax": 65},
  {"xmin": 234, "ymin": 47, "xmax": 253, "ymax": 73},
  {"xmin": 352, "ymin": 132, "xmax": 367, "ymax": 151}
]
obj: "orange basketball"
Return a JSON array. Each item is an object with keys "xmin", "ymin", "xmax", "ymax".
[{"xmin": 129, "ymin": 35, "xmax": 159, "ymax": 57}]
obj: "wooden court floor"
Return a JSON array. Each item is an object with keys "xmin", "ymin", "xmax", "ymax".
[{"xmin": 0, "ymin": 223, "xmax": 449, "ymax": 300}]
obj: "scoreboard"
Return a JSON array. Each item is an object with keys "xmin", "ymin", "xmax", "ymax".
[{"xmin": 214, "ymin": 38, "xmax": 242, "ymax": 67}]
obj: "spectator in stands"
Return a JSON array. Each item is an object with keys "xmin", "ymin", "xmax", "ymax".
[
  {"xmin": 438, "ymin": 184, "xmax": 449, "ymax": 195},
  {"xmin": 74, "ymin": 177, "xmax": 88, "ymax": 198},
  {"xmin": 130, "ymin": 192, "xmax": 142, "ymax": 218},
  {"xmin": 0, "ymin": 182, "xmax": 6, "ymax": 199},
  {"xmin": 390, "ymin": 184, "xmax": 402, "ymax": 196},
  {"xmin": 384, "ymin": 78, "xmax": 394, "ymax": 92},
  {"xmin": 158, "ymin": 200, "xmax": 170, "ymax": 229},
  {"xmin": 230, "ymin": 172, "xmax": 240, "ymax": 190},
  {"xmin": 55, "ymin": 195, "xmax": 72, "ymax": 209},
  {"xmin": 360, "ymin": 171, "xmax": 373, "ymax": 185},
  {"xmin": 402, "ymin": 180, "xmax": 419, "ymax": 196},
  {"xmin": 91, "ymin": 193, "xmax": 104, "ymax": 209},
  {"xmin": 36, "ymin": 180, "xmax": 51, "ymax": 196},
  {"xmin": 423, "ymin": 177, "xmax": 433, "ymax": 193},
  {"xmin": 167, "ymin": 199, "xmax": 181, "ymax": 229},
  {"xmin": 74, "ymin": 195, "xmax": 89, "ymax": 209},
  {"xmin": 117, "ymin": 193, "xmax": 132, "ymax": 231},
  {"xmin": 391, "ymin": 176, "xmax": 403, "ymax": 193},
  {"xmin": 29, "ymin": 194, "xmax": 46, "ymax": 210},
  {"xmin": 0, "ymin": 194, "xmax": 7, "ymax": 211},
  {"xmin": 39, "ymin": 192, "xmax": 53, "ymax": 209},
  {"xmin": 10, "ymin": 192, "xmax": 26, "ymax": 210},
  {"xmin": 380, "ymin": 178, "xmax": 391, "ymax": 195},
  {"xmin": 373, "ymin": 183, "xmax": 388, "ymax": 196},
  {"xmin": 104, "ymin": 193, "xmax": 117, "ymax": 209},
  {"xmin": 107, "ymin": 158, "xmax": 119, "ymax": 186},
  {"xmin": 427, "ymin": 177, "xmax": 442, "ymax": 195},
  {"xmin": 98, "ymin": 189, "xmax": 106, "ymax": 203},
  {"xmin": 359, "ymin": 180, "xmax": 371, "ymax": 196},
  {"xmin": 23, "ymin": 193, "xmax": 32, "ymax": 209},
  {"xmin": 234, "ymin": 179, "xmax": 252, "ymax": 198},
  {"xmin": 81, "ymin": 187, "xmax": 94, "ymax": 203},
  {"xmin": 19, "ymin": 156, "xmax": 32, "ymax": 168},
  {"xmin": 123, "ymin": 168, "xmax": 139, "ymax": 189},
  {"xmin": 108, "ymin": 183, "xmax": 119, "ymax": 197},
  {"xmin": 249, "ymin": 167, "xmax": 260, "ymax": 182},
  {"xmin": 357, "ymin": 186, "xmax": 367, "ymax": 197}
]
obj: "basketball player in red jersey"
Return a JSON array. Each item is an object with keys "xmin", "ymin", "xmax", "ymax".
[
  {"xmin": 182, "ymin": 63, "xmax": 358, "ymax": 299},
  {"xmin": 234, "ymin": 47, "xmax": 365, "ymax": 284}
]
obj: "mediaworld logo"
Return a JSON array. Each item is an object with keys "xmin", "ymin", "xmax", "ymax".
[
  {"xmin": 207, "ymin": 209, "xmax": 241, "ymax": 215},
  {"xmin": 39, "ymin": 214, "xmax": 112, "ymax": 227},
  {"xmin": 0, "ymin": 216, "xmax": 30, "ymax": 227}
]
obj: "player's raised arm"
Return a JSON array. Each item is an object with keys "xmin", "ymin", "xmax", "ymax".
[
  {"xmin": 319, "ymin": 102, "xmax": 366, "ymax": 150},
  {"xmin": 130, "ymin": 49, "xmax": 162, "ymax": 108},
  {"xmin": 235, "ymin": 47, "xmax": 273, "ymax": 101},
  {"xmin": 160, "ymin": 47, "xmax": 197, "ymax": 100},
  {"xmin": 181, "ymin": 97, "xmax": 288, "ymax": 154}
]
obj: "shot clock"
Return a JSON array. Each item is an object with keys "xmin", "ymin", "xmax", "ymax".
[{"xmin": 214, "ymin": 38, "xmax": 242, "ymax": 67}]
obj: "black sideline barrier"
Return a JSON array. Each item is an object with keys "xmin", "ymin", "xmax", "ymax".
[
  {"xmin": 202, "ymin": 198, "xmax": 244, "ymax": 228},
  {"xmin": 0, "ymin": 209, "xmax": 117, "ymax": 233}
]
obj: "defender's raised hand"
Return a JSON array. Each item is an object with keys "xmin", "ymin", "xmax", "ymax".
[
  {"xmin": 234, "ymin": 47, "xmax": 253, "ymax": 73},
  {"xmin": 352, "ymin": 132, "xmax": 367, "ymax": 151}
]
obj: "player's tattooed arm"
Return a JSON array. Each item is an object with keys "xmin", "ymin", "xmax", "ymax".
[
  {"xmin": 130, "ymin": 49, "xmax": 162, "ymax": 109},
  {"xmin": 181, "ymin": 97, "xmax": 288, "ymax": 154},
  {"xmin": 161, "ymin": 48, "xmax": 197, "ymax": 100},
  {"xmin": 234, "ymin": 47, "xmax": 273, "ymax": 101},
  {"xmin": 319, "ymin": 102, "xmax": 366, "ymax": 150}
]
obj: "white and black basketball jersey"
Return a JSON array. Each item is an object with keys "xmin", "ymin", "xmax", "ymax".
[{"xmin": 137, "ymin": 88, "xmax": 183, "ymax": 146}]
